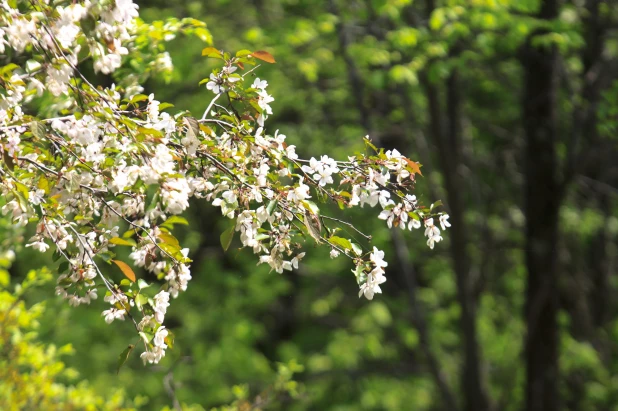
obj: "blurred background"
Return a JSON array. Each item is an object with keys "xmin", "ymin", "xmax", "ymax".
[{"xmin": 3, "ymin": 0, "xmax": 618, "ymax": 410}]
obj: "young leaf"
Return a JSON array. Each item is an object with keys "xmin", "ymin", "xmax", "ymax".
[
  {"xmin": 135, "ymin": 293, "xmax": 148, "ymax": 308},
  {"xmin": 137, "ymin": 278, "xmax": 150, "ymax": 290},
  {"xmin": 236, "ymin": 49, "xmax": 252, "ymax": 57},
  {"xmin": 351, "ymin": 242, "xmax": 363, "ymax": 256},
  {"xmin": 158, "ymin": 232, "xmax": 180, "ymax": 249},
  {"xmin": 251, "ymin": 50, "xmax": 276, "ymax": 63},
  {"xmin": 328, "ymin": 236, "xmax": 353, "ymax": 251},
  {"xmin": 162, "ymin": 216, "xmax": 189, "ymax": 226},
  {"xmin": 405, "ymin": 158, "xmax": 423, "ymax": 176},
  {"xmin": 202, "ymin": 47, "xmax": 222, "ymax": 57},
  {"xmin": 164, "ymin": 329, "xmax": 175, "ymax": 349},
  {"xmin": 430, "ymin": 200, "xmax": 443, "ymax": 210},
  {"xmin": 117, "ymin": 344, "xmax": 135, "ymax": 374},
  {"xmin": 112, "ymin": 259, "xmax": 136, "ymax": 282},
  {"xmin": 267, "ymin": 199, "xmax": 277, "ymax": 215},
  {"xmin": 220, "ymin": 225, "xmax": 235, "ymax": 252},
  {"xmin": 109, "ymin": 237, "xmax": 136, "ymax": 247},
  {"xmin": 300, "ymin": 200, "xmax": 320, "ymax": 215}
]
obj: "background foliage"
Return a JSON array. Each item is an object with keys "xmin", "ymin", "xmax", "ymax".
[{"xmin": 3, "ymin": 0, "xmax": 618, "ymax": 410}]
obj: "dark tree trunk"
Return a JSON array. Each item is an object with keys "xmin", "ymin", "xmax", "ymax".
[
  {"xmin": 425, "ymin": 69, "xmax": 490, "ymax": 411},
  {"xmin": 328, "ymin": 2, "xmax": 460, "ymax": 407},
  {"xmin": 521, "ymin": 0, "xmax": 561, "ymax": 410}
]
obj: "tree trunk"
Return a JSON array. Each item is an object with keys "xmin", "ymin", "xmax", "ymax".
[
  {"xmin": 425, "ymin": 69, "xmax": 490, "ymax": 411},
  {"xmin": 521, "ymin": 0, "xmax": 561, "ymax": 410}
]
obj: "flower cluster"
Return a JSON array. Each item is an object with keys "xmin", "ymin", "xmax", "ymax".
[{"xmin": 0, "ymin": 0, "xmax": 449, "ymax": 366}]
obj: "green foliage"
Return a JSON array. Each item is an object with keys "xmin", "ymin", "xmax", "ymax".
[
  {"xmin": 0, "ymin": 266, "xmax": 136, "ymax": 411},
  {"xmin": 4, "ymin": 0, "xmax": 618, "ymax": 410}
]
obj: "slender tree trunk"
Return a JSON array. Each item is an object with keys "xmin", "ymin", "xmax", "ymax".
[
  {"xmin": 327, "ymin": 2, "xmax": 460, "ymax": 408},
  {"xmin": 521, "ymin": 0, "xmax": 561, "ymax": 410},
  {"xmin": 425, "ymin": 69, "xmax": 490, "ymax": 411},
  {"xmin": 421, "ymin": 4, "xmax": 489, "ymax": 408}
]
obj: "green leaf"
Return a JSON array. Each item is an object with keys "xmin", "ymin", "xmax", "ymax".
[
  {"xmin": 158, "ymin": 232, "xmax": 180, "ymax": 249},
  {"xmin": 37, "ymin": 176, "xmax": 49, "ymax": 193},
  {"xmin": 267, "ymin": 200, "xmax": 277, "ymax": 215},
  {"xmin": 137, "ymin": 278, "xmax": 150, "ymax": 290},
  {"xmin": 236, "ymin": 49, "xmax": 253, "ymax": 57},
  {"xmin": 14, "ymin": 181, "xmax": 29, "ymax": 200},
  {"xmin": 122, "ymin": 230, "xmax": 136, "ymax": 239},
  {"xmin": 130, "ymin": 94, "xmax": 148, "ymax": 104},
  {"xmin": 249, "ymin": 99, "xmax": 263, "ymax": 113},
  {"xmin": 58, "ymin": 261, "xmax": 69, "ymax": 274},
  {"xmin": 25, "ymin": 60, "xmax": 41, "ymax": 73},
  {"xmin": 80, "ymin": 15, "xmax": 96, "ymax": 36},
  {"xmin": 363, "ymin": 136, "xmax": 378, "ymax": 153},
  {"xmin": 164, "ymin": 328, "xmax": 175, "ymax": 349},
  {"xmin": 117, "ymin": 345, "xmax": 135, "ymax": 374},
  {"xmin": 162, "ymin": 216, "xmax": 189, "ymax": 226},
  {"xmin": 0, "ymin": 63, "xmax": 19, "ymax": 76},
  {"xmin": 137, "ymin": 126, "xmax": 163, "ymax": 137},
  {"xmin": 30, "ymin": 121, "xmax": 47, "ymax": 139},
  {"xmin": 300, "ymin": 200, "xmax": 320, "ymax": 215},
  {"xmin": 159, "ymin": 242, "xmax": 182, "ymax": 258},
  {"xmin": 135, "ymin": 293, "xmax": 148, "ymax": 308},
  {"xmin": 98, "ymin": 251, "xmax": 115, "ymax": 263},
  {"xmin": 109, "ymin": 237, "xmax": 136, "ymax": 247},
  {"xmin": 202, "ymin": 47, "xmax": 222, "ymax": 58},
  {"xmin": 194, "ymin": 27, "xmax": 212, "ymax": 43},
  {"xmin": 351, "ymin": 242, "xmax": 363, "ymax": 256},
  {"xmin": 255, "ymin": 233, "xmax": 270, "ymax": 241},
  {"xmin": 13, "ymin": 190, "xmax": 28, "ymax": 212},
  {"xmin": 220, "ymin": 225, "xmax": 235, "ymax": 252},
  {"xmin": 139, "ymin": 331, "xmax": 153, "ymax": 344},
  {"xmin": 329, "ymin": 236, "xmax": 353, "ymax": 251}
]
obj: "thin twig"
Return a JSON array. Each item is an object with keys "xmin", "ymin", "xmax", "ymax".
[{"xmin": 201, "ymin": 93, "xmax": 223, "ymax": 121}]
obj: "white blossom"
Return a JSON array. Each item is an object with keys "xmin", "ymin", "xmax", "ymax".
[{"xmin": 102, "ymin": 308, "xmax": 126, "ymax": 324}]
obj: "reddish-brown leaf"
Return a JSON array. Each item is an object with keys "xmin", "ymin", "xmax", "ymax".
[
  {"xmin": 251, "ymin": 50, "xmax": 276, "ymax": 64},
  {"xmin": 405, "ymin": 159, "xmax": 423, "ymax": 176},
  {"xmin": 112, "ymin": 259, "xmax": 136, "ymax": 282}
]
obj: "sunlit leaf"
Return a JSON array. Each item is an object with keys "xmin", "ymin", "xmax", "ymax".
[
  {"xmin": 202, "ymin": 47, "xmax": 222, "ymax": 58},
  {"xmin": 251, "ymin": 50, "xmax": 276, "ymax": 63},
  {"xmin": 109, "ymin": 237, "xmax": 136, "ymax": 247},
  {"xmin": 112, "ymin": 260, "xmax": 136, "ymax": 282},
  {"xmin": 405, "ymin": 158, "xmax": 423, "ymax": 176},
  {"xmin": 329, "ymin": 236, "xmax": 353, "ymax": 251},
  {"xmin": 158, "ymin": 232, "xmax": 180, "ymax": 249}
]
